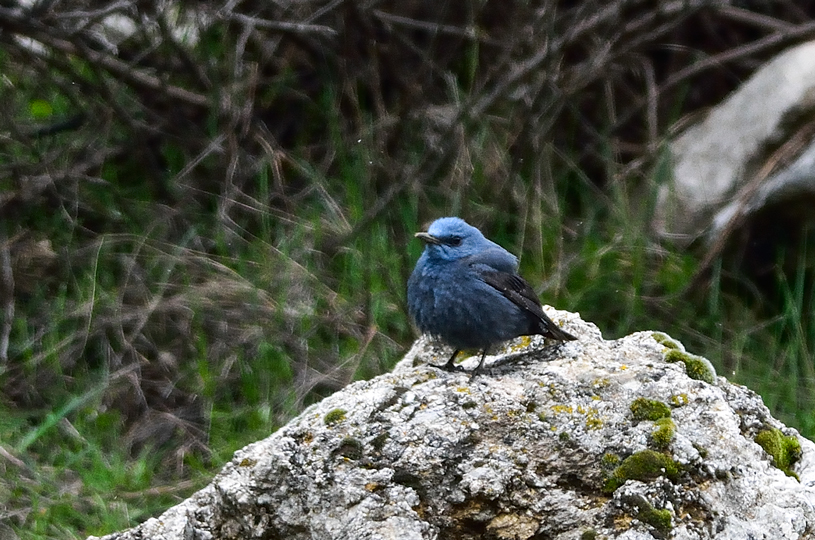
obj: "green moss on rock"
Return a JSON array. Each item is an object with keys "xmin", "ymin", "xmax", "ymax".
[
  {"xmin": 580, "ymin": 530, "xmax": 597, "ymax": 540},
  {"xmin": 601, "ymin": 453, "xmax": 620, "ymax": 468},
  {"xmin": 651, "ymin": 418, "xmax": 676, "ymax": 449},
  {"xmin": 337, "ymin": 437, "xmax": 364, "ymax": 460},
  {"xmin": 651, "ymin": 332, "xmax": 681, "ymax": 350},
  {"xmin": 664, "ymin": 349, "xmax": 716, "ymax": 384},
  {"xmin": 525, "ymin": 401, "xmax": 537, "ymax": 413},
  {"xmin": 630, "ymin": 397, "xmax": 671, "ymax": 421},
  {"xmin": 604, "ymin": 449, "xmax": 680, "ymax": 493},
  {"xmin": 371, "ymin": 432, "xmax": 389, "ymax": 451},
  {"xmin": 670, "ymin": 393, "xmax": 689, "ymax": 406},
  {"xmin": 324, "ymin": 408, "xmax": 347, "ymax": 426},
  {"xmin": 638, "ymin": 505, "xmax": 672, "ymax": 533},
  {"xmin": 755, "ymin": 427, "xmax": 801, "ymax": 479}
]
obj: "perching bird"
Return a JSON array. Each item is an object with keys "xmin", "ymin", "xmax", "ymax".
[{"xmin": 407, "ymin": 217, "xmax": 577, "ymax": 375}]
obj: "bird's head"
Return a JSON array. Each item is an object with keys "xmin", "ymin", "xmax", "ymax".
[{"xmin": 414, "ymin": 217, "xmax": 490, "ymax": 261}]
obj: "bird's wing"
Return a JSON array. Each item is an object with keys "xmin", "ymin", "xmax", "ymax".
[
  {"xmin": 468, "ymin": 246, "xmax": 518, "ymax": 273},
  {"xmin": 476, "ymin": 267, "xmax": 577, "ymax": 341}
]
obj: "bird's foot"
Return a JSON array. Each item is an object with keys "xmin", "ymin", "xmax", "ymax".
[
  {"xmin": 432, "ymin": 362, "xmax": 466, "ymax": 373},
  {"xmin": 431, "ymin": 350, "xmax": 466, "ymax": 373},
  {"xmin": 468, "ymin": 349, "xmax": 490, "ymax": 381}
]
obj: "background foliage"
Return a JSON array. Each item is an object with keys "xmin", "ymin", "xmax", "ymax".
[{"xmin": 2, "ymin": 0, "xmax": 815, "ymax": 537}]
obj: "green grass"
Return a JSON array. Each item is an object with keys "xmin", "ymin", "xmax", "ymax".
[
  {"xmin": 4, "ymin": 30, "xmax": 815, "ymax": 540},
  {"xmin": 5, "ymin": 149, "xmax": 815, "ymax": 538},
  {"xmin": 1, "ymin": 122, "xmax": 813, "ymax": 535},
  {"xmin": 1, "ymin": 399, "xmax": 203, "ymax": 539},
  {"xmin": 5, "ymin": 118, "xmax": 815, "ymax": 537}
]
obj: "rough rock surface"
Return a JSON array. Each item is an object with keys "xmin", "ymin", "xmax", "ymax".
[
  {"xmin": 89, "ymin": 309, "xmax": 815, "ymax": 540},
  {"xmin": 656, "ymin": 40, "xmax": 815, "ymax": 241}
]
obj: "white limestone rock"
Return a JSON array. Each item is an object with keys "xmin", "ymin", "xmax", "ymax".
[
  {"xmin": 89, "ymin": 309, "xmax": 815, "ymax": 540},
  {"xmin": 656, "ymin": 40, "xmax": 815, "ymax": 241}
]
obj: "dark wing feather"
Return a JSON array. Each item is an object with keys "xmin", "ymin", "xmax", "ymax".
[{"xmin": 479, "ymin": 270, "xmax": 577, "ymax": 341}]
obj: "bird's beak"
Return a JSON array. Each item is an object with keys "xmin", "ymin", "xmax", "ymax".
[{"xmin": 414, "ymin": 231, "xmax": 442, "ymax": 245}]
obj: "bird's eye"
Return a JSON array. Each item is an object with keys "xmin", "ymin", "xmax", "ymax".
[{"xmin": 447, "ymin": 236, "xmax": 462, "ymax": 246}]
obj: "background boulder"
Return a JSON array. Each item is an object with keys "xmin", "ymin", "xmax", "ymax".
[{"xmin": 658, "ymin": 40, "xmax": 815, "ymax": 243}]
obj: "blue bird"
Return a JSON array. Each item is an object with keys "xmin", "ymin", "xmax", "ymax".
[{"xmin": 407, "ymin": 217, "xmax": 577, "ymax": 375}]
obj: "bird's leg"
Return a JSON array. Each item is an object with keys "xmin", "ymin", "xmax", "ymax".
[
  {"xmin": 434, "ymin": 349, "xmax": 465, "ymax": 372},
  {"xmin": 470, "ymin": 347, "xmax": 490, "ymax": 379}
]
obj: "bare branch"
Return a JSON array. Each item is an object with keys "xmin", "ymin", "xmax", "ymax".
[{"xmin": 228, "ymin": 12, "xmax": 337, "ymax": 37}]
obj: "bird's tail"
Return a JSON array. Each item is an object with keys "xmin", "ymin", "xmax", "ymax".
[{"xmin": 543, "ymin": 322, "xmax": 577, "ymax": 341}]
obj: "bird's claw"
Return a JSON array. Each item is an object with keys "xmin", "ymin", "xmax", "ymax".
[{"xmin": 433, "ymin": 362, "xmax": 466, "ymax": 373}]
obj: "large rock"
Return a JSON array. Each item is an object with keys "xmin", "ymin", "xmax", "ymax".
[
  {"xmin": 89, "ymin": 309, "xmax": 815, "ymax": 540},
  {"xmin": 656, "ymin": 40, "xmax": 815, "ymax": 242}
]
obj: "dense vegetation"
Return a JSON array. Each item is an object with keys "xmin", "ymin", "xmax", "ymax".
[{"xmin": 2, "ymin": 0, "xmax": 815, "ymax": 537}]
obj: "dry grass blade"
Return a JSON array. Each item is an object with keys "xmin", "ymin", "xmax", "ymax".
[{"xmin": 0, "ymin": 233, "xmax": 12, "ymax": 364}]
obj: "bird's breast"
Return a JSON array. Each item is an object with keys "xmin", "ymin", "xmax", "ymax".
[{"xmin": 407, "ymin": 261, "xmax": 529, "ymax": 349}]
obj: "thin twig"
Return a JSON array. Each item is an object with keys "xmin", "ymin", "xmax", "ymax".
[
  {"xmin": 0, "ymin": 230, "xmax": 12, "ymax": 364},
  {"xmin": 715, "ymin": 5, "xmax": 795, "ymax": 32},
  {"xmin": 51, "ymin": 1, "xmax": 133, "ymax": 21},
  {"xmin": 372, "ymin": 10, "xmax": 491, "ymax": 42},
  {"xmin": 0, "ymin": 444, "xmax": 26, "ymax": 469},
  {"xmin": 228, "ymin": 12, "xmax": 337, "ymax": 37},
  {"xmin": 662, "ymin": 20, "xmax": 815, "ymax": 94},
  {"xmin": 0, "ymin": 8, "xmax": 211, "ymax": 108},
  {"xmin": 613, "ymin": 17, "xmax": 815, "ymax": 136}
]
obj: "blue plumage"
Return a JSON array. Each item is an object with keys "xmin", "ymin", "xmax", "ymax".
[{"xmin": 407, "ymin": 217, "xmax": 576, "ymax": 375}]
